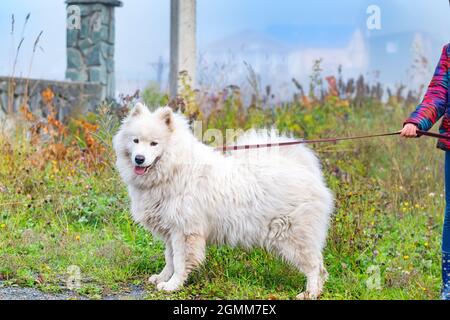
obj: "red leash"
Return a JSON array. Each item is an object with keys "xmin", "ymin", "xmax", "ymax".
[{"xmin": 216, "ymin": 129, "xmax": 450, "ymax": 152}]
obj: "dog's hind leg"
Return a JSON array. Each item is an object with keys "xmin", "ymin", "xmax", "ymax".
[
  {"xmin": 149, "ymin": 241, "xmax": 174, "ymax": 285},
  {"xmin": 268, "ymin": 215, "xmax": 328, "ymax": 300},
  {"xmin": 275, "ymin": 241, "xmax": 328, "ymax": 300},
  {"xmin": 295, "ymin": 253, "xmax": 328, "ymax": 300}
]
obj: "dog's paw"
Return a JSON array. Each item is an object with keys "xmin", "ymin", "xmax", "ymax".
[
  {"xmin": 156, "ymin": 279, "xmax": 182, "ymax": 292},
  {"xmin": 296, "ymin": 291, "xmax": 318, "ymax": 300},
  {"xmin": 148, "ymin": 274, "xmax": 162, "ymax": 285}
]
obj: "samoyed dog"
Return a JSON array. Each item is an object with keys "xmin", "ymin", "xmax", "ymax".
[{"xmin": 113, "ymin": 103, "xmax": 334, "ymax": 299}]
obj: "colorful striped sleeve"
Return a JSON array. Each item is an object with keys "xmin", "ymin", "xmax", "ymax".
[{"xmin": 405, "ymin": 44, "xmax": 449, "ymax": 131}]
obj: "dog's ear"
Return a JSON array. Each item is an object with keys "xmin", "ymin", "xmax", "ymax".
[
  {"xmin": 129, "ymin": 102, "xmax": 147, "ymax": 117},
  {"xmin": 156, "ymin": 106, "xmax": 174, "ymax": 130}
]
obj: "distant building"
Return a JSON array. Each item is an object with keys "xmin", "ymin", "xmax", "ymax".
[{"xmin": 200, "ymin": 25, "xmax": 441, "ymax": 95}]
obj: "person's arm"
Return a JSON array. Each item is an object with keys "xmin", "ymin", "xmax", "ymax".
[{"xmin": 403, "ymin": 44, "xmax": 449, "ymax": 134}]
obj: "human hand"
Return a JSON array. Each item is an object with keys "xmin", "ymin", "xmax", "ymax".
[{"xmin": 400, "ymin": 123, "xmax": 418, "ymax": 138}]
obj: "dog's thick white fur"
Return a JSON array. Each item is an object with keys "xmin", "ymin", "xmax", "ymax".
[{"xmin": 113, "ymin": 104, "xmax": 334, "ymax": 299}]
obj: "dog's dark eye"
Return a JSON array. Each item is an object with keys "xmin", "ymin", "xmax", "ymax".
[
  {"xmin": 133, "ymin": 138, "xmax": 139, "ymax": 144},
  {"xmin": 150, "ymin": 141, "xmax": 158, "ymax": 147}
]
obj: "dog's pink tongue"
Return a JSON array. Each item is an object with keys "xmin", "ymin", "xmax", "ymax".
[{"xmin": 134, "ymin": 166, "xmax": 146, "ymax": 175}]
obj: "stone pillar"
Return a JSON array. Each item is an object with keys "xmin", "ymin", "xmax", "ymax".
[
  {"xmin": 169, "ymin": 0, "xmax": 197, "ymax": 98},
  {"xmin": 66, "ymin": 0, "xmax": 122, "ymax": 101}
]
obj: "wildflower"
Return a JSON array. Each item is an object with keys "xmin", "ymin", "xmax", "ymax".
[
  {"xmin": 0, "ymin": 223, "xmax": 6, "ymax": 229},
  {"xmin": 424, "ymin": 242, "xmax": 429, "ymax": 247},
  {"xmin": 75, "ymin": 235, "xmax": 80, "ymax": 241},
  {"xmin": 428, "ymin": 193, "xmax": 436, "ymax": 197},
  {"xmin": 41, "ymin": 87, "xmax": 55, "ymax": 104},
  {"xmin": 403, "ymin": 255, "xmax": 409, "ymax": 260}
]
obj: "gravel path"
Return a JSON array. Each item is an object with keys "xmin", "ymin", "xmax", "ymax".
[{"xmin": 0, "ymin": 281, "xmax": 147, "ymax": 300}]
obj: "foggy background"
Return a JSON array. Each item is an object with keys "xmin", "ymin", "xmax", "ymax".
[{"xmin": 0, "ymin": 0, "xmax": 449, "ymax": 98}]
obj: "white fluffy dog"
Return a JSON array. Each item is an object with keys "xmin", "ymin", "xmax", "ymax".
[{"xmin": 113, "ymin": 103, "xmax": 334, "ymax": 299}]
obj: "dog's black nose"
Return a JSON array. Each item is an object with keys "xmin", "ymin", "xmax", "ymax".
[{"xmin": 135, "ymin": 155, "xmax": 145, "ymax": 165}]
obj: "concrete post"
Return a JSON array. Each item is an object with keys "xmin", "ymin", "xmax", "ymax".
[
  {"xmin": 169, "ymin": 0, "xmax": 197, "ymax": 98},
  {"xmin": 66, "ymin": 0, "xmax": 122, "ymax": 101}
]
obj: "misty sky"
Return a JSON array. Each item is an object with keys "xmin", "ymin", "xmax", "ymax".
[{"xmin": 0, "ymin": 0, "xmax": 449, "ymax": 94}]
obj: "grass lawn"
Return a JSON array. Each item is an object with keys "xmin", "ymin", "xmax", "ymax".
[{"xmin": 0, "ymin": 101, "xmax": 445, "ymax": 300}]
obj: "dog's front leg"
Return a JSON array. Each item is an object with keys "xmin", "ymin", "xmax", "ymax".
[
  {"xmin": 149, "ymin": 241, "xmax": 174, "ymax": 285},
  {"xmin": 156, "ymin": 232, "xmax": 186, "ymax": 292}
]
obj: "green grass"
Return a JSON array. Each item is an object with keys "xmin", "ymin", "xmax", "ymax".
[{"xmin": 0, "ymin": 101, "xmax": 445, "ymax": 300}]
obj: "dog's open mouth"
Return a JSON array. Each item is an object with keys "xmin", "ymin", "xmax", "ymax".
[
  {"xmin": 134, "ymin": 165, "xmax": 150, "ymax": 176},
  {"xmin": 133, "ymin": 156, "xmax": 161, "ymax": 176}
]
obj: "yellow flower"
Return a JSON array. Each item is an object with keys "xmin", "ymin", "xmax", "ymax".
[
  {"xmin": 0, "ymin": 223, "xmax": 6, "ymax": 229},
  {"xmin": 403, "ymin": 255, "xmax": 409, "ymax": 260},
  {"xmin": 424, "ymin": 242, "xmax": 429, "ymax": 247},
  {"xmin": 75, "ymin": 235, "xmax": 80, "ymax": 241}
]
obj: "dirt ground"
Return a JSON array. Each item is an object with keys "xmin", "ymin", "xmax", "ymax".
[{"xmin": 0, "ymin": 281, "xmax": 147, "ymax": 300}]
